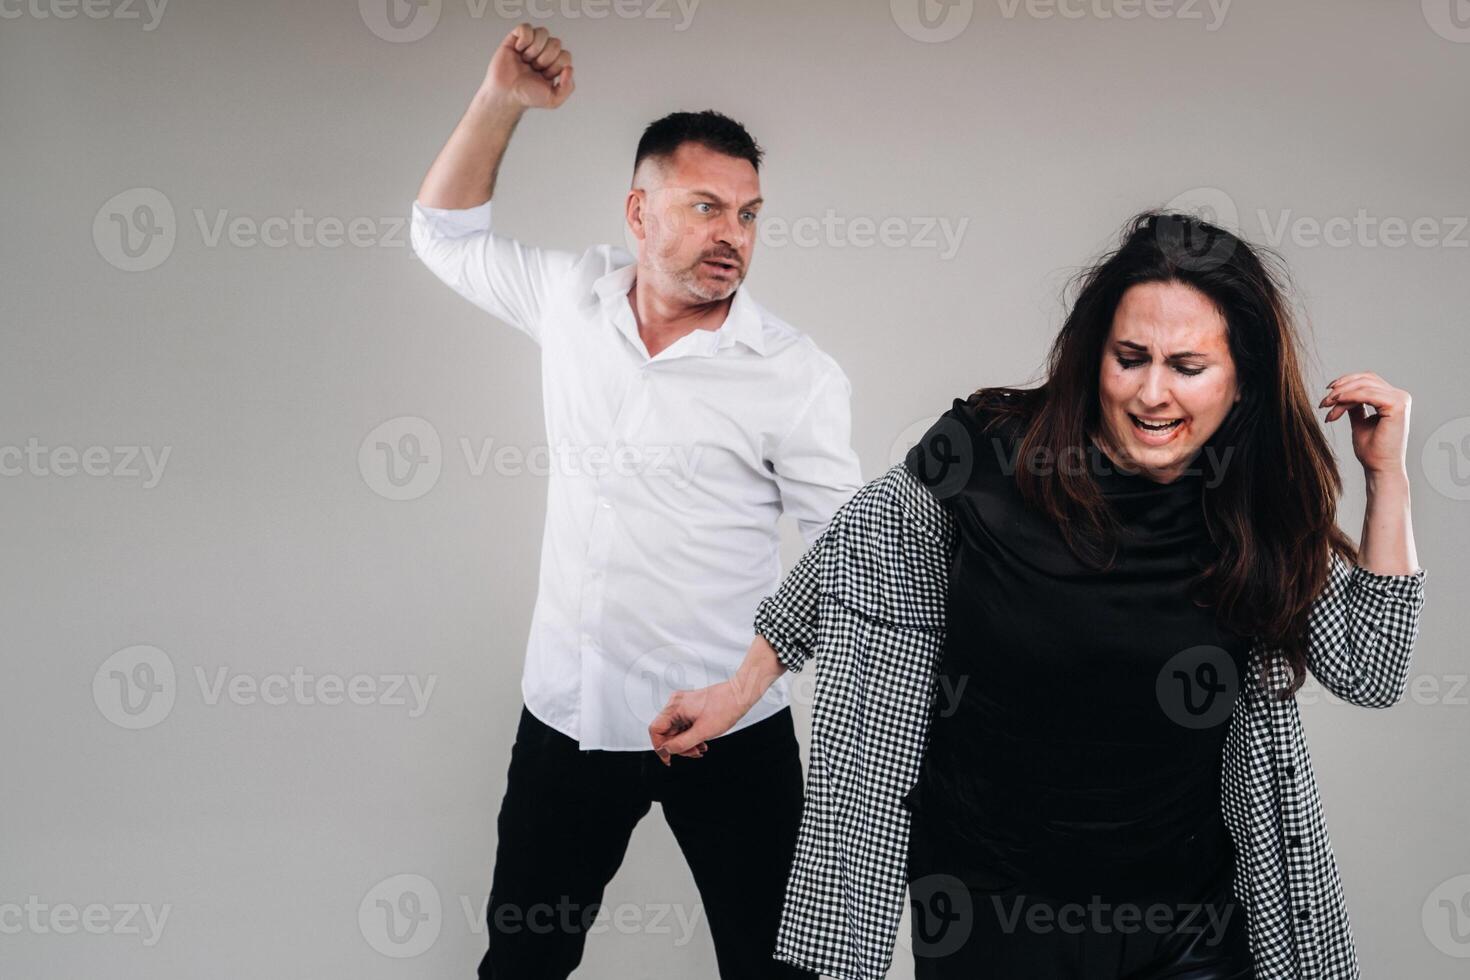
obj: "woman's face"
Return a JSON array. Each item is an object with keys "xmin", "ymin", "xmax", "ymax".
[{"xmin": 1095, "ymin": 280, "xmax": 1241, "ymax": 483}]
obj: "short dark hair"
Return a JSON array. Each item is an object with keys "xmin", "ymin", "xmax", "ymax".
[{"xmin": 633, "ymin": 110, "xmax": 763, "ymax": 175}]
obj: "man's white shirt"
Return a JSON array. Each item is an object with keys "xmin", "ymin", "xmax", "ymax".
[{"xmin": 410, "ymin": 199, "xmax": 863, "ymax": 749}]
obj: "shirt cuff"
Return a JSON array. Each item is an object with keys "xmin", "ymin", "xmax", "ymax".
[
  {"xmin": 1350, "ymin": 563, "xmax": 1427, "ymax": 600},
  {"xmin": 754, "ymin": 596, "xmax": 813, "ymax": 674},
  {"xmin": 411, "ymin": 198, "xmax": 492, "ymax": 239}
]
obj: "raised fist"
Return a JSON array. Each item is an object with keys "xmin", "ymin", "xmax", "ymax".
[{"xmin": 481, "ymin": 23, "xmax": 574, "ymax": 110}]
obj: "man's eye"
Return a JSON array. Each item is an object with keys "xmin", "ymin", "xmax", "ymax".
[
  {"xmin": 741, "ymin": 211, "xmax": 757, "ymax": 222},
  {"xmin": 694, "ymin": 202, "xmax": 713, "ymax": 213}
]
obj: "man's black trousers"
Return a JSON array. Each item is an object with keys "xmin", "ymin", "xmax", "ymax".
[{"xmin": 478, "ymin": 703, "xmax": 817, "ymax": 979}]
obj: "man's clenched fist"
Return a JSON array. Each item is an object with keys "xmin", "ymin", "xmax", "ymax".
[{"xmin": 481, "ymin": 23, "xmax": 575, "ymax": 110}]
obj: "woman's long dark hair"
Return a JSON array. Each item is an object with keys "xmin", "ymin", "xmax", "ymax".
[{"xmin": 970, "ymin": 210, "xmax": 1356, "ymax": 700}]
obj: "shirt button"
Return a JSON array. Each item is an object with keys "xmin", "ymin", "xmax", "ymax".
[
  {"xmin": 1296, "ymin": 909, "xmax": 1311, "ymax": 921},
  {"xmin": 1288, "ymin": 835, "xmax": 1302, "ymax": 847}
]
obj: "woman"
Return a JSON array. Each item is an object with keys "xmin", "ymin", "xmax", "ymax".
[{"xmin": 648, "ymin": 211, "xmax": 1426, "ymax": 980}]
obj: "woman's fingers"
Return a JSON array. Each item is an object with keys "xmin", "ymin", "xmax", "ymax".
[
  {"xmin": 1321, "ymin": 376, "xmax": 1388, "ymax": 404},
  {"xmin": 648, "ymin": 699, "xmax": 689, "ymax": 744},
  {"xmin": 1320, "ymin": 379, "xmax": 1400, "ymax": 422},
  {"xmin": 1326, "ymin": 370, "xmax": 1380, "ymax": 390},
  {"xmin": 648, "ymin": 697, "xmax": 710, "ymax": 763},
  {"xmin": 657, "ymin": 721, "xmax": 711, "ymax": 763}
]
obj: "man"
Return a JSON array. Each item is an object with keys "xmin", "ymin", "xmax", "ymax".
[{"xmin": 410, "ymin": 23, "xmax": 862, "ymax": 979}]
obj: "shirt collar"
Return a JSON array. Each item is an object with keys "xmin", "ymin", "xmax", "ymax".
[{"xmin": 593, "ymin": 263, "xmax": 767, "ymax": 357}]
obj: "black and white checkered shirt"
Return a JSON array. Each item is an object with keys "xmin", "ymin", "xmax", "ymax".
[{"xmin": 754, "ymin": 461, "xmax": 1427, "ymax": 979}]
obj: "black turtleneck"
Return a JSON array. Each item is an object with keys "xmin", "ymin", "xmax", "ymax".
[{"xmin": 901, "ymin": 396, "xmax": 1252, "ymax": 905}]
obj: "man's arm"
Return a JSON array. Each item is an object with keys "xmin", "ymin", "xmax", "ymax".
[
  {"xmin": 418, "ymin": 23, "xmax": 573, "ymax": 208},
  {"xmin": 769, "ymin": 362, "xmax": 864, "ymax": 546},
  {"xmin": 410, "ymin": 25, "xmax": 578, "ymax": 340}
]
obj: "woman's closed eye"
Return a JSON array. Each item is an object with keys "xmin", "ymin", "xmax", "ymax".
[{"xmin": 1115, "ymin": 355, "xmax": 1205, "ymax": 377}]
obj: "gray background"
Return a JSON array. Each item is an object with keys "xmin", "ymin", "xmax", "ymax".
[{"xmin": 2, "ymin": 0, "xmax": 1466, "ymax": 976}]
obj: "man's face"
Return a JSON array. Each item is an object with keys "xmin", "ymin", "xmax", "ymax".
[{"xmin": 628, "ymin": 142, "xmax": 762, "ymax": 303}]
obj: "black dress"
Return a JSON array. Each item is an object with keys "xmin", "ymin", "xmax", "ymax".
[{"xmin": 899, "ymin": 396, "xmax": 1256, "ymax": 977}]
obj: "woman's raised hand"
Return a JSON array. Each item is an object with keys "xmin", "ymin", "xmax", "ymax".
[{"xmin": 1320, "ymin": 371, "xmax": 1411, "ymax": 477}]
